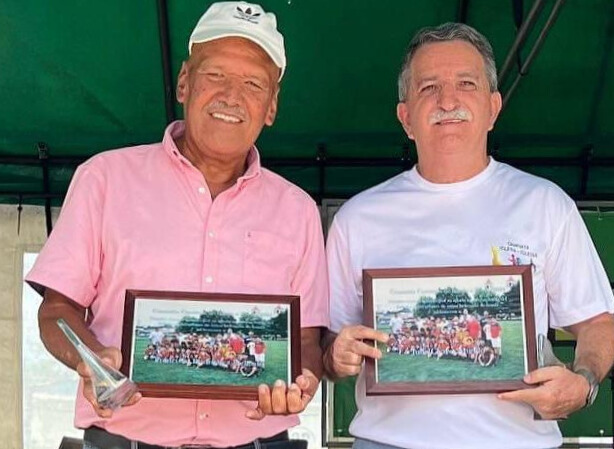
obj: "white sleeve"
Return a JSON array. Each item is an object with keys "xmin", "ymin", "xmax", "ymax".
[
  {"xmin": 327, "ymin": 215, "xmax": 364, "ymax": 333},
  {"xmin": 545, "ymin": 206, "xmax": 614, "ymax": 328}
]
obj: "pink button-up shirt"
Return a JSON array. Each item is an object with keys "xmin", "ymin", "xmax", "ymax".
[{"xmin": 26, "ymin": 121, "xmax": 329, "ymax": 447}]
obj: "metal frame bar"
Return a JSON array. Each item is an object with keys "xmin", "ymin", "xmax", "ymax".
[
  {"xmin": 502, "ymin": 0, "xmax": 566, "ymax": 108},
  {"xmin": 316, "ymin": 143, "xmax": 327, "ymax": 204},
  {"xmin": 456, "ymin": 0, "xmax": 470, "ymax": 24},
  {"xmin": 1, "ymin": 154, "xmax": 614, "ymax": 169},
  {"xmin": 37, "ymin": 142, "xmax": 53, "ymax": 235},
  {"xmin": 2, "ymin": 154, "xmax": 614, "ymax": 204},
  {"xmin": 498, "ymin": 0, "xmax": 547, "ymax": 88},
  {"xmin": 580, "ymin": 145, "xmax": 594, "ymax": 197},
  {"xmin": 156, "ymin": 0, "xmax": 176, "ymax": 124},
  {"xmin": 2, "ymin": 191, "xmax": 614, "ymax": 205}
]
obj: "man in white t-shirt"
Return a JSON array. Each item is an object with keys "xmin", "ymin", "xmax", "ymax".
[
  {"xmin": 322, "ymin": 22, "xmax": 614, "ymax": 449},
  {"xmin": 389, "ymin": 313, "xmax": 404, "ymax": 336},
  {"xmin": 148, "ymin": 327, "xmax": 165, "ymax": 346}
]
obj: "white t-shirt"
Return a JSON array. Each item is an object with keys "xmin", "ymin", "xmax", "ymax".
[
  {"xmin": 390, "ymin": 316, "xmax": 404, "ymax": 334},
  {"xmin": 327, "ymin": 159, "xmax": 613, "ymax": 449}
]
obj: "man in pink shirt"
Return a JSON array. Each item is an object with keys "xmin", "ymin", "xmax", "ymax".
[{"xmin": 25, "ymin": 2, "xmax": 328, "ymax": 448}]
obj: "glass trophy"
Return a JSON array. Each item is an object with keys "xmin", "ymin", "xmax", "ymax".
[
  {"xmin": 537, "ymin": 333, "xmax": 566, "ymax": 369},
  {"xmin": 57, "ymin": 318, "xmax": 138, "ymax": 410},
  {"xmin": 534, "ymin": 334, "xmax": 567, "ymax": 420}
]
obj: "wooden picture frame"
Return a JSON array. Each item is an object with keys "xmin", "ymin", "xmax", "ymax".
[
  {"xmin": 121, "ymin": 290, "xmax": 301, "ymax": 400},
  {"xmin": 363, "ymin": 265, "xmax": 537, "ymax": 395}
]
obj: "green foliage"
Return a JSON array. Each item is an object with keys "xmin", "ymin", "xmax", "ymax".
[
  {"xmin": 414, "ymin": 295, "xmax": 437, "ymax": 318},
  {"xmin": 267, "ymin": 310, "xmax": 289, "ymax": 337},
  {"xmin": 502, "ymin": 282, "xmax": 522, "ymax": 316},
  {"xmin": 411, "ymin": 282, "xmax": 521, "ymax": 318},
  {"xmin": 238, "ymin": 312, "xmax": 266, "ymax": 333},
  {"xmin": 473, "ymin": 287, "xmax": 503, "ymax": 315},
  {"xmin": 174, "ymin": 309, "xmax": 288, "ymax": 336}
]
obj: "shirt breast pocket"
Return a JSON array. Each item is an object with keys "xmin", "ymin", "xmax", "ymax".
[{"xmin": 242, "ymin": 230, "xmax": 297, "ymax": 293}]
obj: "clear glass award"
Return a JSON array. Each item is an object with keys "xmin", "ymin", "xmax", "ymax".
[
  {"xmin": 534, "ymin": 334, "xmax": 567, "ymax": 420},
  {"xmin": 56, "ymin": 318, "xmax": 138, "ymax": 410}
]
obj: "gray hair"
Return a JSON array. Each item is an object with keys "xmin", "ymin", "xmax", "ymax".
[{"xmin": 397, "ymin": 22, "xmax": 498, "ymax": 101}]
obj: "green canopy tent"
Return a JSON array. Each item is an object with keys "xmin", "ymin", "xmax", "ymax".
[{"xmin": 2, "ymin": 0, "xmax": 614, "ymax": 208}]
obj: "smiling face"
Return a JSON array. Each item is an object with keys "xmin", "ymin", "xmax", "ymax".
[
  {"xmin": 176, "ymin": 37, "xmax": 280, "ymax": 164},
  {"xmin": 396, "ymin": 40, "xmax": 502, "ymax": 169}
]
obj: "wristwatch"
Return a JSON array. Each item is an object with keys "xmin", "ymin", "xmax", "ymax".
[{"xmin": 573, "ymin": 367, "xmax": 600, "ymax": 408}]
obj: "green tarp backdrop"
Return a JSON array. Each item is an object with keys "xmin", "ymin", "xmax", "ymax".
[{"xmin": 1, "ymin": 0, "xmax": 614, "ymax": 202}]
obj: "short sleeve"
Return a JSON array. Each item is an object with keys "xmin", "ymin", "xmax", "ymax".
[
  {"xmin": 327, "ymin": 215, "xmax": 363, "ymax": 333},
  {"xmin": 290, "ymin": 200, "xmax": 329, "ymax": 328},
  {"xmin": 545, "ymin": 206, "xmax": 614, "ymax": 327},
  {"xmin": 25, "ymin": 160, "xmax": 105, "ymax": 307}
]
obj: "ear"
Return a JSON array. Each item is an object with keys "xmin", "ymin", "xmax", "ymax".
[
  {"xmin": 176, "ymin": 61, "xmax": 189, "ymax": 104},
  {"xmin": 488, "ymin": 91, "xmax": 502, "ymax": 131},
  {"xmin": 264, "ymin": 87, "xmax": 279, "ymax": 127},
  {"xmin": 396, "ymin": 102, "xmax": 415, "ymax": 140}
]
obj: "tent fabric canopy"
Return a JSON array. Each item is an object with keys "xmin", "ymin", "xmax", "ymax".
[{"xmin": 2, "ymin": 0, "xmax": 614, "ymax": 205}]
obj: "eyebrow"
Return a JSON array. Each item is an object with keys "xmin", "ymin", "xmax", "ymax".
[
  {"xmin": 196, "ymin": 63, "xmax": 270, "ymax": 81},
  {"xmin": 415, "ymin": 76, "xmax": 437, "ymax": 85},
  {"xmin": 456, "ymin": 71, "xmax": 479, "ymax": 79}
]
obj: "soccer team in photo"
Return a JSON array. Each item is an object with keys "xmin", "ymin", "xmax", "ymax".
[
  {"xmin": 143, "ymin": 328, "xmax": 267, "ymax": 377},
  {"xmin": 385, "ymin": 311, "xmax": 503, "ymax": 367}
]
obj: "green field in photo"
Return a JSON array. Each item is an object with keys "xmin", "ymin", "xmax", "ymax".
[
  {"xmin": 377, "ymin": 321, "xmax": 525, "ymax": 383},
  {"xmin": 131, "ymin": 337, "xmax": 289, "ymax": 386}
]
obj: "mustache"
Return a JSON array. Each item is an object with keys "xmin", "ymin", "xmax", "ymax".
[
  {"xmin": 207, "ymin": 101, "xmax": 246, "ymax": 121},
  {"xmin": 429, "ymin": 108, "xmax": 472, "ymax": 125}
]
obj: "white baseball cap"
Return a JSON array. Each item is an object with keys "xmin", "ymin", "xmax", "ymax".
[{"xmin": 189, "ymin": 1, "xmax": 286, "ymax": 80}]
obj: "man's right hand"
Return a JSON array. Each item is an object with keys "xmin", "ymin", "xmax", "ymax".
[
  {"xmin": 76, "ymin": 346, "xmax": 141, "ymax": 418},
  {"xmin": 326, "ymin": 325, "xmax": 389, "ymax": 378}
]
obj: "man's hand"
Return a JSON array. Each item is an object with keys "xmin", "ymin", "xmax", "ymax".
[
  {"xmin": 77, "ymin": 346, "xmax": 141, "ymax": 418},
  {"xmin": 498, "ymin": 366, "xmax": 590, "ymax": 420},
  {"xmin": 326, "ymin": 325, "xmax": 389, "ymax": 378},
  {"xmin": 246, "ymin": 368, "xmax": 318, "ymax": 420}
]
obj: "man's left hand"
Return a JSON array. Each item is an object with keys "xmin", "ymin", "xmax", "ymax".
[
  {"xmin": 246, "ymin": 369, "xmax": 318, "ymax": 420},
  {"xmin": 498, "ymin": 366, "xmax": 589, "ymax": 419}
]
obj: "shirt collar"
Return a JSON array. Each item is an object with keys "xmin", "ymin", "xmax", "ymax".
[{"xmin": 162, "ymin": 120, "xmax": 263, "ymax": 184}]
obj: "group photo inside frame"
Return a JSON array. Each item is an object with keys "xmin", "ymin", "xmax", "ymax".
[
  {"xmin": 363, "ymin": 265, "xmax": 537, "ymax": 395},
  {"xmin": 121, "ymin": 290, "xmax": 301, "ymax": 400}
]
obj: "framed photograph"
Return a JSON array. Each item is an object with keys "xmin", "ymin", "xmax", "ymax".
[
  {"xmin": 363, "ymin": 265, "xmax": 537, "ymax": 395},
  {"xmin": 121, "ymin": 290, "xmax": 301, "ymax": 400}
]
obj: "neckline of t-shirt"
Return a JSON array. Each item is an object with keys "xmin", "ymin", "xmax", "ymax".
[{"xmin": 406, "ymin": 157, "xmax": 498, "ymax": 192}]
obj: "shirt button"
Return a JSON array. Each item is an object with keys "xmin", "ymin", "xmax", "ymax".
[
  {"xmin": 199, "ymin": 413, "xmax": 209, "ymax": 420},
  {"xmin": 198, "ymin": 187, "xmax": 206, "ymax": 194},
  {"xmin": 205, "ymin": 276, "xmax": 213, "ymax": 283},
  {"xmin": 208, "ymin": 231, "xmax": 215, "ymax": 238}
]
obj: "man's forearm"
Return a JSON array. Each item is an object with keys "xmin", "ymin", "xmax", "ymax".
[
  {"xmin": 38, "ymin": 288, "xmax": 104, "ymax": 371},
  {"xmin": 321, "ymin": 329, "xmax": 340, "ymax": 381},
  {"xmin": 567, "ymin": 312, "xmax": 614, "ymax": 380},
  {"xmin": 301, "ymin": 327, "xmax": 324, "ymax": 380}
]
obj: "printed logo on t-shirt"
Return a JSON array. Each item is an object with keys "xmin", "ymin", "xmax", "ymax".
[{"xmin": 490, "ymin": 241, "xmax": 537, "ymax": 266}]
